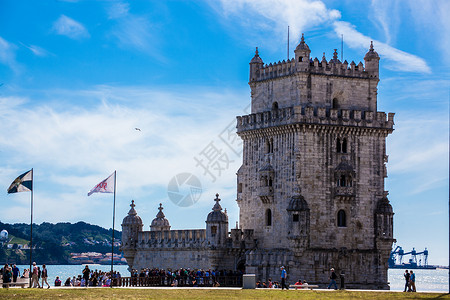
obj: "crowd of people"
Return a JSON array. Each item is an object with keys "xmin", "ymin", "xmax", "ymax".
[
  {"xmin": 61, "ymin": 265, "xmax": 122, "ymax": 287},
  {"xmin": 129, "ymin": 268, "xmax": 243, "ymax": 287}
]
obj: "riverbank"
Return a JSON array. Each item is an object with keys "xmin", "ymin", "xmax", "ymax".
[{"xmin": 0, "ymin": 288, "xmax": 449, "ymax": 300}]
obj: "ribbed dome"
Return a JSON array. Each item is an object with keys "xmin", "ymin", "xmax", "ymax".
[
  {"xmin": 295, "ymin": 33, "xmax": 310, "ymax": 52},
  {"xmin": 259, "ymin": 163, "xmax": 274, "ymax": 173},
  {"xmin": 335, "ymin": 161, "xmax": 354, "ymax": 172},
  {"xmin": 364, "ymin": 41, "xmax": 379, "ymax": 60},
  {"xmin": 122, "ymin": 200, "xmax": 143, "ymax": 226},
  {"xmin": 287, "ymin": 194, "xmax": 309, "ymax": 211},
  {"xmin": 250, "ymin": 47, "xmax": 263, "ymax": 64},
  {"xmin": 150, "ymin": 203, "xmax": 171, "ymax": 230},
  {"xmin": 206, "ymin": 194, "xmax": 228, "ymax": 223},
  {"xmin": 376, "ymin": 197, "xmax": 393, "ymax": 214}
]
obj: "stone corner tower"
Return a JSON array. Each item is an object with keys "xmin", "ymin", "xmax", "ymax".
[{"xmin": 236, "ymin": 34, "xmax": 395, "ymax": 289}]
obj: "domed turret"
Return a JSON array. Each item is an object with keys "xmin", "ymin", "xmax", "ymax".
[
  {"xmin": 364, "ymin": 41, "xmax": 380, "ymax": 78},
  {"xmin": 122, "ymin": 200, "xmax": 143, "ymax": 226},
  {"xmin": 295, "ymin": 33, "xmax": 311, "ymax": 71},
  {"xmin": 150, "ymin": 203, "xmax": 171, "ymax": 231},
  {"xmin": 207, "ymin": 194, "xmax": 228, "ymax": 223},
  {"xmin": 249, "ymin": 47, "xmax": 264, "ymax": 82},
  {"xmin": 121, "ymin": 200, "xmax": 143, "ymax": 248},
  {"xmin": 206, "ymin": 194, "xmax": 228, "ymax": 247}
]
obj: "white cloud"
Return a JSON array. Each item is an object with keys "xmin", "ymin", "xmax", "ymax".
[
  {"xmin": 369, "ymin": 0, "xmax": 401, "ymax": 45},
  {"xmin": 0, "ymin": 36, "xmax": 20, "ymax": 73},
  {"xmin": 333, "ymin": 21, "xmax": 431, "ymax": 73},
  {"xmin": 106, "ymin": 2, "xmax": 163, "ymax": 60},
  {"xmin": 213, "ymin": 0, "xmax": 431, "ymax": 73},
  {"xmin": 0, "ymin": 86, "xmax": 246, "ymax": 227},
  {"xmin": 52, "ymin": 15, "xmax": 90, "ymax": 40},
  {"xmin": 19, "ymin": 42, "xmax": 50, "ymax": 57}
]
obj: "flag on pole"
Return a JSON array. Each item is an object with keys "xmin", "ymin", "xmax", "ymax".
[
  {"xmin": 7, "ymin": 170, "xmax": 33, "ymax": 193},
  {"xmin": 88, "ymin": 172, "xmax": 115, "ymax": 196}
]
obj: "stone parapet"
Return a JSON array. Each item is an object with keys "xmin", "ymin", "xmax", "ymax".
[
  {"xmin": 252, "ymin": 58, "xmax": 369, "ymax": 83},
  {"xmin": 237, "ymin": 106, "xmax": 394, "ymax": 133},
  {"xmin": 137, "ymin": 229, "xmax": 207, "ymax": 249}
]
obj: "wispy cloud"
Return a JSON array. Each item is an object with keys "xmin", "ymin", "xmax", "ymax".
[
  {"xmin": 213, "ymin": 0, "xmax": 431, "ymax": 73},
  {"xmin": 0, "ymin": 86, "xmax": 245, "ymax": 226},
  {"xmin": 52, "ymin": 15, "xmax": 90, "ymax": 40},
  {"xmin": 20, "ymin": 42, "xmax": 51, "ymax": 57},
  {"xmin": 333, "ymin": 21, "xmax": 431, "ymax": 73},
  {"xmin": 0, "ymin": 36, "xmax": 20, "ymax": 73},
  {"xmin": 106, "ymin": 2, "xmax": 164, "ymax": 61}
]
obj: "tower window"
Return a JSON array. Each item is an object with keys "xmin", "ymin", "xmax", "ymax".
[
  {"xmin": 293, "ymin": 214, "xmax": 299, "ymax": 222},
  {"xmin": 211, "ymin": 226, "xmax": 217, "ymax": 235},
  {"xmin": 272, "ymin": 102, "xmax": 279, "ymax": 110},
  {"xmin": 337, "ymin": 210, "xmax": 346, "ymax": 227},
  {"xmin": 238, "ymin": 183, "xmax": 243, "ymax": 193},
  {"xmin": 332, "ymin": 98, "xmax": 338, "ymax": 109},
  {"xmin": 266, "ymin": 209, "xmax": 272, "ymax": 226},
  {"xmin": 336, "ymin": 137, "xmax": 348, "ymax": 153}
]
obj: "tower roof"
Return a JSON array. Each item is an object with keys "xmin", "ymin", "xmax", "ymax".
[
  {"xmin": 122, "ymin": 200, "xmax": 143, "ymax": 226},
  {"xmin": 364, "ymin": 41, "xmax": 379, "ymax": 60},
  {"xmin": 287, "ymin": 194, "xmax": 309, "ymax": 211},
  {"xmin": 250, "ymin": 47, "xmax": 263, "ymax": 64},
  {"xmin": 206, "ymin": 193, "xmax": 228, "ymax": 222},
  {"xmin": 150, "ymin": 203, "xmax": 170, "ymax": 230},
  {"xmin": 295, "ymin": 33, "xmax": 310, "ymax": 53}
]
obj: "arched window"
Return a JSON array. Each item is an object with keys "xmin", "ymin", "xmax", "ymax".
[
  {"xmin": 268, "ymin": 178, "xmax": 273, "ymax": 187},
  {"xmin": 266, "ymin": 209, "xmax": 272, "ymax": 226},
  {"xmin": 211, "ymin": 226, "xmax": 217, "ymax": 236},
  {"xmin": 342, "ymin": 138, "xmax": 347, "ymax": 153},
  {"xmin": 332, "ymin": 98, "xmax": 339, "ymax": 109},
  {"xmin": 270, "ymin": 138, "xmax": 274, "ymax": 153},
  {"xmin": 337, "ymin": 210, "xmax": 346, "ymax": 227},
  {"xmin": 272, "ymin": 102, "xmax": 279, "ymax": 110},
  {"xmin": 336, "ymin": 138, "xmax": 341, "ymax": 153}
]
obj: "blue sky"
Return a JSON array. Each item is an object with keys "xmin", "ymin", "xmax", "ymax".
[{"xmin": 0, "ymin": 1, "xmax": 448, "ymax": 265}]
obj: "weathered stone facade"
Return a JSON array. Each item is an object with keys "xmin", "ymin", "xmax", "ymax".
[{"xmin": 121, "ymin": 34, "xmax": 395, "ymax": 289}]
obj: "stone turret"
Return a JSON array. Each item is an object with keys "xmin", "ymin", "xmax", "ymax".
[
  {"xmin": 249, "ymin": 47, "xmax": 264, "ymax": 82},
  {"xmin": 150, "ymin": 203, "xmax": 171, "ymax": 231},
  {"xmin": 121, "ymin": 200, "xmax": 143, "ymax": 267},
  {"xmin": 206, "ymin": 193, "xmax": 228, "ymax": 247},
  {"xmin": 294, "ymin": 33, "xmax": 311, "ymax": 71},
  {"xmin": 364, "ymin": 41, "xmax": 380, "ymax": 78}
]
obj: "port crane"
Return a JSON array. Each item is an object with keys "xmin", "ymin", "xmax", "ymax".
[{"xmin": 389, "ymin": 244, "xmax": 429, "ymax": 268}]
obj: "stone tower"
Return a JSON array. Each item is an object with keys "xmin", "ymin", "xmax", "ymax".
[{"xmin": 236, "ymin": 35, "xmax": 395, "ymax": 289}]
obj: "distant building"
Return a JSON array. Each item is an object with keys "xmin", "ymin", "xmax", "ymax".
[{"xmin": 121, "ymin": 34, "xmax": 395, "ymax": 289}]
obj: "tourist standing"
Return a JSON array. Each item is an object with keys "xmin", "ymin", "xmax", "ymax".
[
  {"xmin": 82, "ymin": 265, "xmax": 90, "ymax": 287},
  {"xmin": 41, "ymin": 264, "xmax": 50, "ymax": 289},
  {"xmin": 31, "ymin": 262, "xmax": 40, "ymax": 288},
  {"xmin": 12, "ymin": 264, "xmax": 19, "ymax": 283},
  {"xmin": 328, "ymin": 268, "xmax": 338, "ymax": 290},
  {"xmin": 403, "ymin": 269, "xmax": 410, "ymax": 292},
  {"xmin": 409, "ymin": 270, "xmax": 416, "ymax": 292},
  {"xmin": 2, "ymin": 264, "xmax": 12, "ymax": 288},
  {"xmin": 280, "ymin": 266, "xmax": 289, "ymax": 290}
]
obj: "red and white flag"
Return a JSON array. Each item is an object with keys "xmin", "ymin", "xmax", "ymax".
[{"xmin": 88, "ymin": 172, "xmax": 115, "ymax": 196}]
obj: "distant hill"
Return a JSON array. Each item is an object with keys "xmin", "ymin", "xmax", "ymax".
[{"xmin": 0, "ymin": 221, "xmax": 121, "ymax": 265}]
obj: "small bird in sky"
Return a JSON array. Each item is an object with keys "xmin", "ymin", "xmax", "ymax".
[{"xmin": 135, "ymin": 128, "xmax": 141, "ymax": 131}]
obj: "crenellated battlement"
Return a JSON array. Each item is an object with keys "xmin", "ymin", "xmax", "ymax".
[
  {"xmin": 137, "ymin": 229, "xmax": 207, "ymax": 249},
  {"xmin": 253, "ymin": 57, "xmax": 369, "ymax": 82},
  {"xmin": 236, "ymin": 106, "xmax": 394, "ymax": 133}
]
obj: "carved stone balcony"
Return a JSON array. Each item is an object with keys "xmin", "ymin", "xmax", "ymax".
[
  {"xmin": 258, "ymin": 186, "xmax": 274, "ymax": 203},
  {"xmin": 334, "ymin": 186, "xmax": 355, "ymax": 200}
]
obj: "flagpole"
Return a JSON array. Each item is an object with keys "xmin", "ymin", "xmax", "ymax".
[
  {"xmin": 29, "ymin": 168, "xmax": 33, "ymax": 288},
  {"xmin": 111, "ymin": 170, "xmax": 116, "ymax": 287}
]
